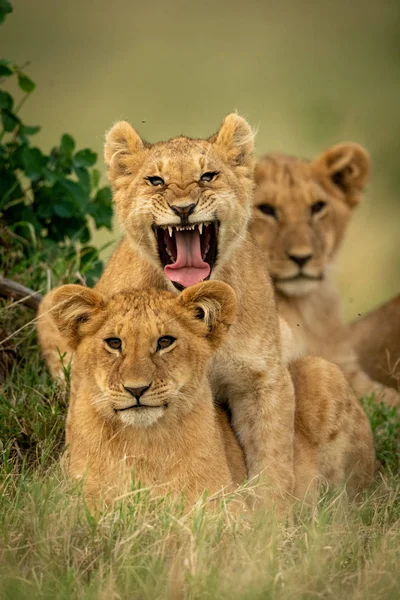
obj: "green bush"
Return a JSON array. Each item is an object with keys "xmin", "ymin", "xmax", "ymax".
[{"xmin": 0, "ymin": 0, "xmax": 112, "ymax": 287}]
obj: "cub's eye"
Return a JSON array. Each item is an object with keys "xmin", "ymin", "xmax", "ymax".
[
  {"xmin": 146, "ymin": 176, "xmax": 165, "ymax": 186},
  {"xmin": 310, "ymin": 200, "xmax": 327, "ymax": 215},
  {"xmin": 156, "ymin": 336, "xmax": 176, "ymax": 351},
  {"xmin": 200, "ymin": 171, "xmax": 219, "ymax": 182},
  {"xmin": 105, "ymin": 337, "xmax": 122, "ymax": 351},
  {"xmin": 258, "ymin": 203, "xmax": 278, "ymax": 219}
]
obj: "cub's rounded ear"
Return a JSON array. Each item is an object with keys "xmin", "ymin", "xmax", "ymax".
[
  {"xmin": 312, "ymin": 142, "xmax": 370, "ymax": 208},
  {"xmin": 212, "ymin": 113, "xmax": 255, "ymax": 169},
  {"xmin": 178, "ymin": 281, "xmax": 237, "ymax": 348},
  {"xmin": 104, "ymin": 121, "xmax": 146, "ymax": 182},
  {"xmin": 51, "ymin": 285, "xmax": 106, "ymax": 350}
]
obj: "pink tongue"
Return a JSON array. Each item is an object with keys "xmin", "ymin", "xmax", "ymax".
[{"xmin": 164, "ymin": 229, "xmax": 210, "ymax": 288}]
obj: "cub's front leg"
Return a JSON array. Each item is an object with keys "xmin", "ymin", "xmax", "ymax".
[{"xmin": 213, "ymin": 355, "xmax": 296, "ymax": 502}]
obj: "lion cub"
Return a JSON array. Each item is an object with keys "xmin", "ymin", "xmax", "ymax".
[
  {"xmin": 51, "ymin": 281, "xmax": 246, "ymax": 505},
  {"xmin": 38, "ymin": 113, "xmax": 297, "ymax": 504},
  {"xmin": 250, "ymin": 146, "xmax": 399, "ymax": 407},
  {"xmin": 51, "ymin": 282, "xmax": 374, "ymax": 505}
]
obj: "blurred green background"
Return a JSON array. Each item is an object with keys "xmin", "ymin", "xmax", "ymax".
[{"xmin": 1, "ymin": 0, "xmax": 399, "ymax": 320}]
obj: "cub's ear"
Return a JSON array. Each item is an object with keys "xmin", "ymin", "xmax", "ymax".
[
  {"xmin": 104, "ymin": 121, "xmax": 146, "ymax": 182},
  {"xmin": 212, "ymin": 113, "xmax": 255, "ymax": 169},
  {"xmin": 51, "ymin": 285, "xmax": 106, "ymax": 350},
  {"xmin": 178, "ymin": 281, "xmax": 237, "ymax": 348},
  {"xmin": 312, "ymin": 142, "xmax": 370, "ymax": 208}
]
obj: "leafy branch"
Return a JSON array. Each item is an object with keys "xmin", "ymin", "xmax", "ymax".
[{"xmin": 0, "ymin": 0, "xmax": 113, "ymax": 287}]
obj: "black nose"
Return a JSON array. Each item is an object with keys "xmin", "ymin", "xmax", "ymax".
[
  {"xmin": 124, "ymin": 384, "xmax": 151, "ymax": 400},
  {"xmin": 170, "ymin": 203, "xmax": 196, "ymax": 220},
  {"xmin": 288, "ymin": 253, "xmax": 313, "ymax": 268}
]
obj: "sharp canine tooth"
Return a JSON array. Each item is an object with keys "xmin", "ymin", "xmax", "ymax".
[
  {"xmin": 168, "ymin": 226, "xmax": 173, "ymax": 237},
  {"xmin": 199, "ymin": 223, "xmax": 203, "ymax": 235}
]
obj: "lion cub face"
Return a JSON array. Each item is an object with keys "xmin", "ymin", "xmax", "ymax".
[
  {"xmin": 104, "ymin": 114, "xmax": 254, "ymax": 292},
  {"xmin": 250, "ymin": 144, "xmax": 370, "ymax": 297},
  {"xmin": 51, "ymin": 282, "xmax": 236, "ymax": 428}
]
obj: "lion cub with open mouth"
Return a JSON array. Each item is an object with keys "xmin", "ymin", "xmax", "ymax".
[
  {"xmin": 51, "ymin": 280, "xmax": 246, "ymax": 505},
  {"xmin": 51, "ymin": 281, "xmax": 375, "ymax": 506}
]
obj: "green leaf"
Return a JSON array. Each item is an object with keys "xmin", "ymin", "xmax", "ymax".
[
  {"xmin": 21, "ymin": 146, "xmax": 45, "ymax": 181},
  {"xmin": 85, "ymin": 260, "xmax": 103, "ymax": 287},
  {"xmin": 10, "ymin": 145, "xmax": 25, "ymax": 171},
  {"xmin": 60, "ymin": 179, "xmax": 89, "ymax": 209},
  {"xmin": 17, "ymin": 73, "xmax": 36, "ymax": 93},
  {"xmin": 46, "ymin": 214, "xmax": 86, "ymax": 243},
  {"xmin": 88, "ymin": 186, "xmax": 113, "ymax": 228},
  {"xmin": 19, "ymin": 124, "xmax": 41, "ymax": 136},
  {"xmin": 35, "ymin": 187, "xmax": 55, "ymax": 219},
  {"xmin": 74, "ymin": 166, "xmax": 91, "ymax": 193},
  {"xmin": 95, "ymin": 186, "xmax": 112, "ymax": 205},
  {"xmin": 0, "ymin": 0, "xmax": 12, "ymax": 25},
  {"xmin": 73, "ymin": 148, "xmax": 97, "ymax": 168},
  {"xmin": 42, "ymin": 167, "xmax": 59, "ymax": 185},
  {"xmin": 88, "ymin": 200, "xmax": 113, "ymax": 229},
  {"xmin": 53, "ymin": 198, "xmax": 77, "ymax": 218},
  {"xmin": 1, "ymin": 109, "xmax": 20, "ymax": 132},
  {"xmin": 91, "ymin": 168, "xmax": 101, "ymax": 188},
  {"xmin": 60, "ymin": 134, "xmax": 75, "ymax": 156},
  {"xmin": 0, "ymin": 60, "xmax": 13, "ymax": 77},
  {"xmin": 78, "ymin": 225, "xmax": 91, "ymax": 245},
  {"xmin": 0, "ymin": 90, "xmax": 13, "ymax": 110}
]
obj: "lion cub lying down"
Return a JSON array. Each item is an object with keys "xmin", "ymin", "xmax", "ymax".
[
  {"xmin": 251, "ymin": 146, "xmax": 399, "ymax": 407},
  {"xmin": 53, "ymin": 280, "xmax": 246, "ymax": 505},
  {"xmin": 51, "ymin": 281, "xmax": 375, "ymax": 505}
]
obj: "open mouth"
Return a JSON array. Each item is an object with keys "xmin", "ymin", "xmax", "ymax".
[
  {"xmin": 275, "ymin": 273, "xmax": 324, "ymax": 283},
  {"xmin": 154, "ymin": 222, "xmax": 219, "ymax": 289}
]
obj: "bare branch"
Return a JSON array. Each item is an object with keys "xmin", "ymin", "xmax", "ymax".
[{"xmin": 0, "ymin": 276, "xmax": 42, "ymax": 310}]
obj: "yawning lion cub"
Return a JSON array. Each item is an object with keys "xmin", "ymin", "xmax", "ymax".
[{"xmin": 38, "ymin": 114, "xmax": 296, "ymax": 503}]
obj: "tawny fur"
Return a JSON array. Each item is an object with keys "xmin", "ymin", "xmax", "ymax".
[
  {"xmin": 52, "ymin": 284, "xmax": 374, "ymax": 505},
  {"xmin": 51, "ymin": 282, "xmax": 247, "ymax": 506},
  {"xmin": 37, "ymin": 114, "xmax": 296, "ymax": 502},
  {"xmin": 250, "ymin": 148, "xmax": 399, "ymax": 407},
  {"xmin": 292, "ymin": 356, "xmax": 375, "ymax": 498},
  {"xmin": 349, "ymin": 294, "xmax": 400, "ymax": 391}
]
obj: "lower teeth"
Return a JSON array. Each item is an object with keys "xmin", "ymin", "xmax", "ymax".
[{"xmin": 166, "ymin": 247, "xmax": 175, "ymax": 262}]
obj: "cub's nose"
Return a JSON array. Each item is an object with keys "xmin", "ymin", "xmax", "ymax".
[
  {"xmin": 288, "ymin": 253, "xmax": 313, "ymax": 268},
  {"xmin": 170, "ymin": 203, "xmax": 196, "ymax": 219},
  {"xmin": 124, "ymin": 384, "xmax": 151, "ymax": 400}
]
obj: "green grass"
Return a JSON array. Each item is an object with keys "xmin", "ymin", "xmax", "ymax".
[
  {"xmin": 1, "ymin": 268, "xmax": 400, "ymax": 599},
  {"xmin": 1, "ymin": 453, "xmax": 400, "ymax": 599}
]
